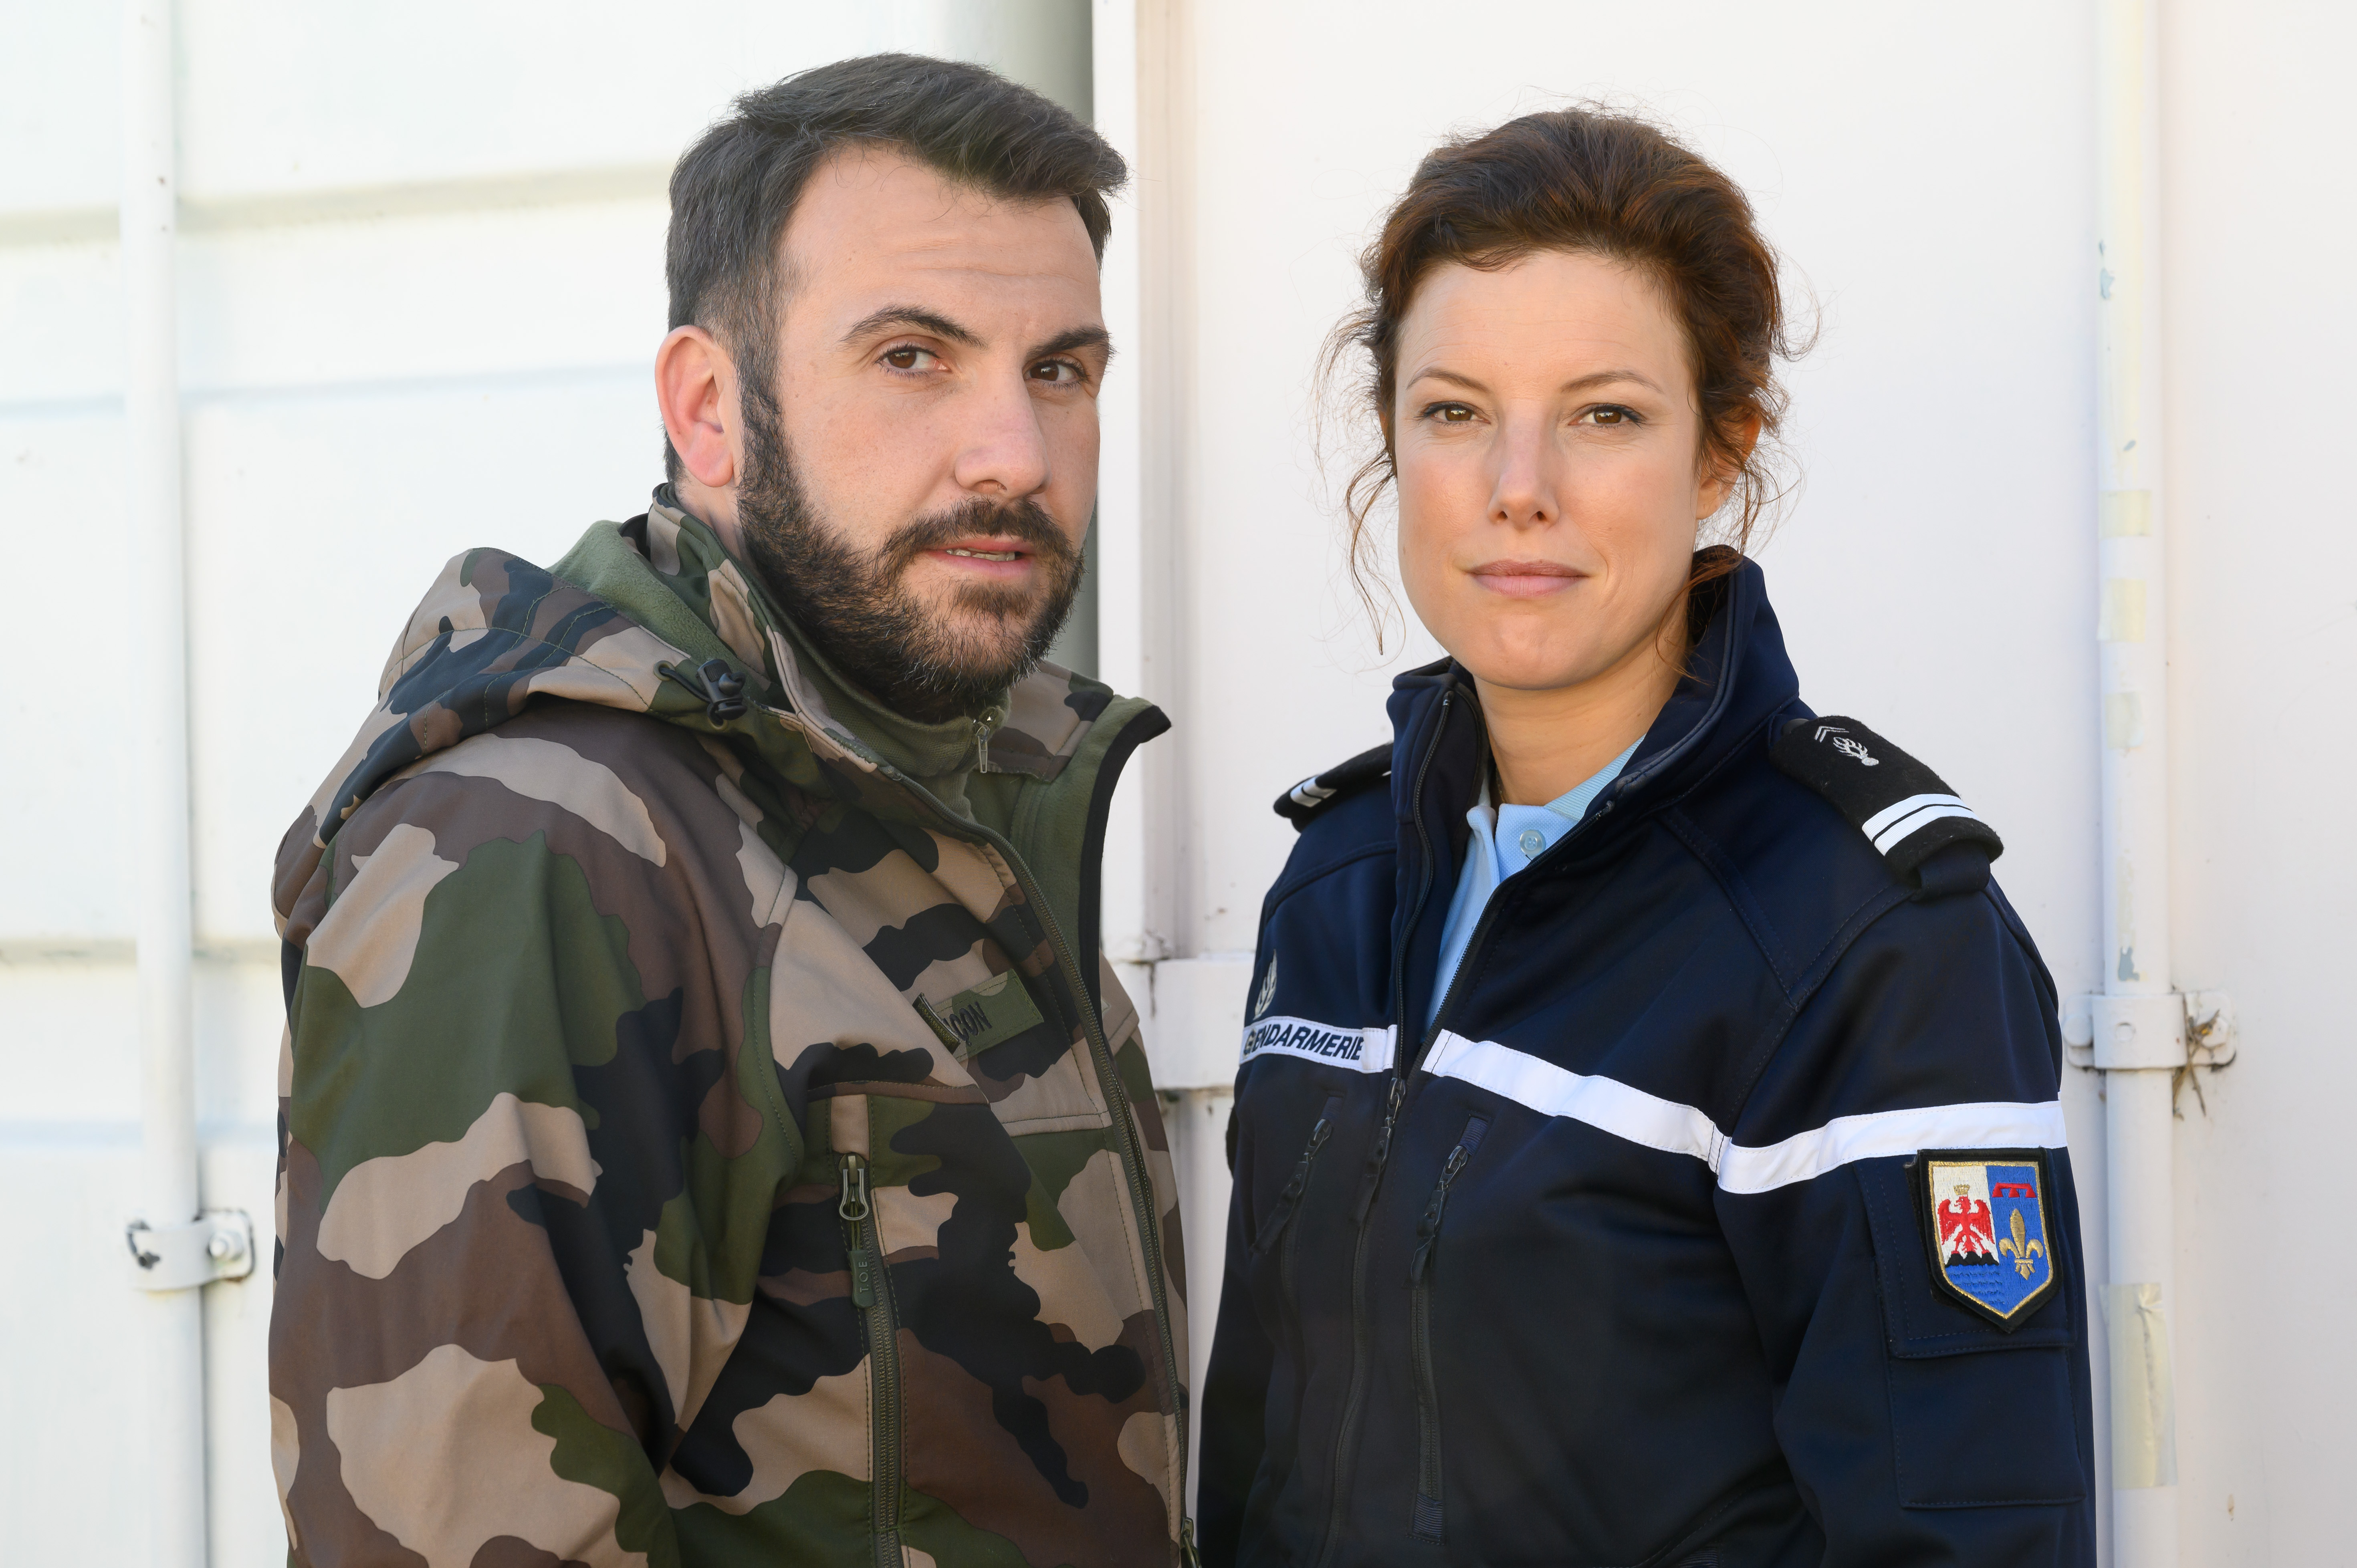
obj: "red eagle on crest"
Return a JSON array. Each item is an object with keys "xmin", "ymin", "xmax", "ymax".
[{"xmin": 1936, "ymin": 1185, "xmax": 1998, "ymax": 1265}]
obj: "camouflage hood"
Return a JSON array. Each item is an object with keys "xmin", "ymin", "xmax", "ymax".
[{"xmin": 269, "ymin": 496, "xmax": 1187, "ymax": 1567}]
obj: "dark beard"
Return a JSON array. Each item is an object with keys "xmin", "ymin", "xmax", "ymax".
[{"xmin": 733, "ymin": 374, "xmax": 1086, "ymax": 725}]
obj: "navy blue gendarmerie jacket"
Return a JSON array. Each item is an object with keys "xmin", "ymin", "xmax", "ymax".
[{"xmin": 1198, "ymin": 562, "xmax": 2095, "ymax": 1568}]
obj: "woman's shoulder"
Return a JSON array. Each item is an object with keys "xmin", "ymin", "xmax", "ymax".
[
  {"xmin": 1262, "ymin": 741, "xmax": 1399, "ymax": 905},
  {"xmin": 1673, "ymin": 708, "xmax": 2024, "ymax": 979}
]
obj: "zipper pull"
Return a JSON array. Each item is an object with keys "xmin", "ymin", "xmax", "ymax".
[
  {"xmin": 1181, "ymin": 1516, "xmax": 1203, "ymax": 1567},
  {"xmin": 1408, "ymin": 1143, "xmax": 1472, "ymax": 1283},
  {"xmin": 839, "ymin": 1154, "xmax": 876, "ymax": 1308},
  {"xmin": 973, "ymin": 717, "xmax": 996, "ymax": 774},
  {"xmin": 1353, "ymin": 1076, "xmax": 1409, "ymax": 1225},
  {"xmin": 1252, "ymin": 1114, "xmax": 1335, "ymax": 1257}
]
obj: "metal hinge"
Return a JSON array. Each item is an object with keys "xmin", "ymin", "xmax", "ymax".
[
  {"xmin": 125, "ymin": 1209, "xmax": 257, "ymax": 1291},
  {"xmin": 2062, "ymin": 991, "xmax": 2234, "ymax": 1071}
]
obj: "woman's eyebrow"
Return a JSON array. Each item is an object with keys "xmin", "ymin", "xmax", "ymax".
[
  {"xmin": 1560, "ymin": 368, "xmax": 1663, "ymax": 395},
  {"xmin": 1407, "ymin": 367, "xmax": 1665, "ymax": 395}
]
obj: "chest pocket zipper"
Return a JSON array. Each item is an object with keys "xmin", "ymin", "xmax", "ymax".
[
  {"xmin": 1255, "ymin": 1094, "xmax": 1343, "ymax": 1300},
  {"xmin": 840, "ymin": 1153, "xmax": 904, "ymax": 1566},
  {"xmin": 1408, "ymin": 1115, "xmax": 1489, "ymax": 1543}
]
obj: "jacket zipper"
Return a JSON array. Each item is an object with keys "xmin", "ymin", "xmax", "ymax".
[
  {"xmin": 1256, "ymin": 1095, "xmax": 1342, "ymax": 1311},
  {"xmin": 821, "ymin": 709, "xmax": 1191, "ymax": 1550},
  {"xmin": 840, "ymin": 1153, "xmax": 903, "ymax": 1566},
  {"xmin": 1408, "ymin": 1116, "xmax": 1488, "ymax": 1542},
  {"xmin": 1312, "ymin": 689, "xmax": 1455, "ymax": 1568}
]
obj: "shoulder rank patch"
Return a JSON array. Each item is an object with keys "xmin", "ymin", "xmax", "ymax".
[
  {"xmin": 1275, "ymin": 742, "xmax": 1392, "ymax": 830},
  {"xmin": 1771, "ymin": 715, "xmax": 2003, "ymax": 881},
  {"xmin": 1917, "ymin": 1148, "xmax": 2058, "ymax": 1330}
]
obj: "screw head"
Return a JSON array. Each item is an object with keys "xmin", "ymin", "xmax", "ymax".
[{"xmin": 207, "ymin": 1229, "xmax": 241, "ymax": 1262}]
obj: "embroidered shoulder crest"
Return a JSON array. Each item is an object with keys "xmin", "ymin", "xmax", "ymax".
[
  {"xmin": 1915, "ymin": 1148, "xmax": 2059, "ymax": 1330},
  {"xmin": 1274, "ymin": 742, "xmax": 1391, "ymax": 830},
  {"xmin": 1771, "ymin": 715, "xmax": 2003, "ymax": 885}
]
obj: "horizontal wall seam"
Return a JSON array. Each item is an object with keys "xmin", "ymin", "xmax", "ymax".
[{"xmin": 0, "ymin": 161, "xmax": 672, "ymax": 248}]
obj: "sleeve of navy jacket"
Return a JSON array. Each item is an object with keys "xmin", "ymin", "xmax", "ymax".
[{"xmin": 1715, "ymin": 880, "xmax": 2095, "ymax": 1564}]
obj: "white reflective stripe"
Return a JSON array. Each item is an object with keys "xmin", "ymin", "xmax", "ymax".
[
  {"xmin": 1860, "ymin": 792, "xmax": 1968, "ymax": 843},
  {"xmin": 1241, "ymin": 1016, "xmax": 1394, "ymax": 1073},
  {"xmin": 1422, "ymin": 1032, "xmax": 2066, "ymax": 1194},
  {"xmin": 1717, "ymin": 1099, "xmax": 2068, "ymax": 1195},
  {"xmin": 1423, "ymin": 1032, "xmax": 1727, "ymax": 1169},
  {"xmin": 1870, "ymin": 802, "xmax": 1986, "ymax": 855}
]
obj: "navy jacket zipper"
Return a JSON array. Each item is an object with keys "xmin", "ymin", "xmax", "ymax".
[
  {"xmin": 1258, "ymin": 1094, "xmax": 1342, "ymax": 1310},
  {"xmin": 1409, "ymin": 1115, "xmax": 1489, "ymax": 1541},
  {"xmin": 1312, "ymin": 689, "xmax": 1455, "ymax": 1568}
]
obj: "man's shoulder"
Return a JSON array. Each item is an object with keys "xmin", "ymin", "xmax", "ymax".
[{"xmin": 302, "ymin": 699, "xmax": 785, "ymax": 955}]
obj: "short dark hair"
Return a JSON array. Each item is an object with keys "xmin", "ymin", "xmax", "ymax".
[{"xmin": 664, "ymin": 53, "xmax": 1127, "ymax": 479}]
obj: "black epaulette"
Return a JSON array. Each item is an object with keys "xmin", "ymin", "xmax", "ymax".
[
  {"xmin": 1274, "ymin": 743, "xmax": 1392, "ymax": 830},
  {"xmin": 1771, "ymin": 715, "xmax": 2004, "ymax": 895}
]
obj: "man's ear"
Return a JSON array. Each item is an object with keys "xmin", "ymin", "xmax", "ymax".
[{"xmin": 656, "ymin": 326, "xmax": 739, "ymax": 489}]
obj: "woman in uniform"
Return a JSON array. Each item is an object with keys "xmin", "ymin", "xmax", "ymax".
[{"xmin": 1197, "ymin": 108, "xmax": 2094, "ymax": 1568}]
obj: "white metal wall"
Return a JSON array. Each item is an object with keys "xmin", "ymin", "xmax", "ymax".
[{"xmin": 4, "ymin": 1, "xmax": 2352, "ymax": 1562}]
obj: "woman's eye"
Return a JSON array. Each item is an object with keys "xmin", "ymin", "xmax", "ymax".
[
  {"xmin": 881, "ymin": 346, "xmax": 939, "ymax": 372},
  {"xmin": 1583, "ymin": 404, "xmax": 1639, "ymax": 426},
  {"xmin": 1424, "ymin": 402, "xmax": 1477, "ymax": 424}
]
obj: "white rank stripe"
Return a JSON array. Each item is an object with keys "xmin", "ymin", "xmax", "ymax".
[
  {"xmin": 1862, "ymin": 792, "xmax": 1986, "ymax": 854},
  {"xmin": 1240, "ymin": 1016, "xmax": 1397, "ymax": 1074},
  {"xmin": 1423, "ymin": 1031, "xmax": 2066, "ymax": 1194}
]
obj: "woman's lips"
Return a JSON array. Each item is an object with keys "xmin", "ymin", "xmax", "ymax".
[{"xmin": 1467, "ymin": 559, "xmax": 1586, "ymax": 598}]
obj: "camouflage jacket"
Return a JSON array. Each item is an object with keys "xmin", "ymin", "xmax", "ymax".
[{"xmin": 269, "ymin": 496, "xmax": 1187, "ymax": 1568}]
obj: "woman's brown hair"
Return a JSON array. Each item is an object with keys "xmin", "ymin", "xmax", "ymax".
[{"xmin": 1326, "ymin": 106, "xmax": 1801, "ymax": 640}]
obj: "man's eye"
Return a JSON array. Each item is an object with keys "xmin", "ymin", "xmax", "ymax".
[
  {"xmin": 881, "ymin": 346, "xmax": 939, "ymax": 372},
  {"xmin": 1031, "ymin": 359, "xmax": 1081, "ymax": 385}
]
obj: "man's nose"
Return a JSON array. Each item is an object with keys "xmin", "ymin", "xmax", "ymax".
[{"xmin": 952, "ymin": 374, "xmax": 1052, "ymax": 499}]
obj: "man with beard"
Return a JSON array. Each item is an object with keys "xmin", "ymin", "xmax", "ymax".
[{"xmin": 267, "ymin": 56, "xmax": 1192, "ymax": 1568}]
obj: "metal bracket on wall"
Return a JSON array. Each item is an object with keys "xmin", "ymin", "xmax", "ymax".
[
  {"xmin": 2062, "ymin": 991, "xmax": 2235, "ymax": 1071},
  {"xmin": 125, "ymin": 1210, "xmax": 256, "ymax": 1292}
]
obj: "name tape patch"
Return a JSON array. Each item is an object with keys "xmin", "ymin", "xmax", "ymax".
[{"xmin": 1240, "ymin": 1016, "xmax": 1396, "ymax": 1074}]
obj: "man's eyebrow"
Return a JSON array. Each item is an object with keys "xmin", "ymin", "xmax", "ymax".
[
  {"xmin": 1027, "ymin": 325, "xmax": 1113, "ymax": 364},
  {"xmin": 839, "ymin": 305, "xmax": 983, "ymax": 348}
]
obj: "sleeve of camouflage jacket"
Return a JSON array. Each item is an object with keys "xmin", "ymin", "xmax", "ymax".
[{"xmin": 271, "ymin": 711, "xmax": 797, "ymax": 1566}]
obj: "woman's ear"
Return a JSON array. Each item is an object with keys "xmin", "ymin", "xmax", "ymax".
[{"xmin": 1696, "ymin": 410, "xmax": 1762, "ymax": 519}]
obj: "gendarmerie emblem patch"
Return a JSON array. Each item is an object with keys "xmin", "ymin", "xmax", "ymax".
[{"xmin": 1917, "ymin": 1149, "xmax": 2058, "ymax": 1329}]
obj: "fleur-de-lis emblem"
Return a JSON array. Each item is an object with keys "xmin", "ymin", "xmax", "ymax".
[
  {"xmin": 2000, "ymin": 1208, "xmax": 2046, "ymax": 1279},
  {"xmin": 1831, "ymin": 736, "xmax": 1879, "ymax": 767}
]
